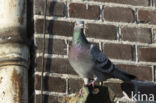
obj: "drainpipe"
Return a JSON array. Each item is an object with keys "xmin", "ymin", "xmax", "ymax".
[{"xmin": 0, "ymin": 0, "xmax": 29, "ymax": 103}]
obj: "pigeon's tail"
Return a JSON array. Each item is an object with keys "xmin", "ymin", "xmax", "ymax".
[{"xmin": 112, "ymin": 68, "xmax": 136, "ymax": 81}]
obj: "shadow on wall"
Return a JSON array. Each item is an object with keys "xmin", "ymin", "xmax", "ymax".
[
  {"xmin": 36, "ymin": 22, "xmax": 54, "ymax": 103},
  {"xmin": 34, "ymin": 2, "xmax": 58, "ymax": 102}
]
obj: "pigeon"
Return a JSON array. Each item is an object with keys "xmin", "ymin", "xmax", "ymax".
[{"xmin": 68, "ymin": 21, "xmax": 136, "ymax": 86}]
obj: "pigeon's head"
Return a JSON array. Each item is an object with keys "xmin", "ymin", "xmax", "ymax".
[{"xmin": 75, "ymin": 21, "xmax": 84, "ymax": 28}]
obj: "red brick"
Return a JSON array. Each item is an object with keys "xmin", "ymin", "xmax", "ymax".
[
  {"xmin": 103, "ymin": 7, "xmax": 134, "ymax": 23},
  {"xmin": 116, "ymin": 64, "xmax": 152, "ymax": 81},
  {"xmin": 35, "ymin": 38, "xmax": 67, "ymax": 55},
  {"xmin": 138, "ymin": 47, "xmax": 156, "ymax": 62},
  {"xmin": 103, "ymin": 44, "xmax": 133, "ymax": 60},
  {"xmin": 85, "ymin": 23, "xmax": 116, "ymax": 40},
  {"xmin": 35, "ymin": 19, "xmax": 74, "ymax": 36},
  {"xmin": 35, "ymin": 57, "xmax": 77, "ymax": 75},
  {"xmin": 69, "ymin": 3, "xmax": 100, "ymax": 20},
  {"xmin": 138, "ymin": 9, "xmax": 156, "ymax": 24},
  {"xmin": 35, "ymin": 75, "xmax": 66, "ymax": 92},
  {"xmin": 121, "ymin": 27, "xmax": 151, "ymax": 43},
  {"xmin": 91, "ymin": 0, "xmax": 149, "ymax": 6},
  {"xmin": 153, "ymin": 29, "xmax": 156, "ymax": 43},
  {"xmin": 35, "ymin": 94, "xmax": 64, "ymax": 103},
  {"xmin": 34, "ymin": 0, "xmax": 65, "ymax": 17},
  {"xmin": 68, "ymin": 79, "xmax": 84, "ymax": 94}
]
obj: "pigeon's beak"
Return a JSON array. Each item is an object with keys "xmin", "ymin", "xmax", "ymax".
[{"xmin": 79, "ymin": 24, "xmax": 84, "ymax": 28}]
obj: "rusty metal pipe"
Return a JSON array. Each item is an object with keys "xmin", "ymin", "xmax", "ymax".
[{"xmin": 0, "ymin": 0, "xmax": 28, "ymax": 103}]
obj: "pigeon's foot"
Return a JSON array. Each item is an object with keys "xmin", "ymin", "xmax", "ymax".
[
  {"xmin": 88, "ymin": 80, "xmax": 95, "ymax": 87},
  {"xmin": 78, "ymin": 88, "xmax": 82, "ymax": 97}
]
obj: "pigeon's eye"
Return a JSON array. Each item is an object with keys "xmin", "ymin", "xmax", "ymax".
[{"xmin": 75, "ymin": 23, "xmax": 78, "ymax": 26}]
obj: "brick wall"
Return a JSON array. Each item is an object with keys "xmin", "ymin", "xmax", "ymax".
[{"xmin": 33, "ymin": 0, "xmax": 156, "ymax": 102}]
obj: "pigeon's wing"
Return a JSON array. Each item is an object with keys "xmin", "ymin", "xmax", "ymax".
[
  {"xmin": 89, "ymin": 44, "xmax": 114, "ymax": 73},
  {"xmin": 89, "ymin": 44, "xmax": 136, "ymax": 81}
]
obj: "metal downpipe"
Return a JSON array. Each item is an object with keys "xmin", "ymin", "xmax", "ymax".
[{"xmin": 0, "ymin": 0, "xmax": 29, "ymax": 103}]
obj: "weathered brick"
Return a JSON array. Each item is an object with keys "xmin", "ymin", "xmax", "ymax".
[
  {"xmin": 138, "ymin": 47, "xmax": 156, "ymax": 62},
  {"xmin": 35, "ymin": 75, "xmax": 66, "ymax": 92},
  {"xmin": 34, "ymin": 0, "xmax": 65, "ymax": 17},
  {"xmin": 35, "ymin": 38, "xmax": 67, "ymax": 55},
  {"xmin": 116, "ymin": 64, "xmax": 152, "ymax": 81},
  {"xmin": 68, "ymin": 79, "xmax": 84, "ymax": 94},
  {"xmin": 103, "ymin": 7, "xmax": 134, "ymax": 23},
  {"xmin": 103, "ymin": 44, "xmax": 133, "ymax": 60},
  {"xmin": 36, "ymin": 57, "xmax": 77, "ymax": 75},
  {"xmin": 121, "ymin": 27, "xmax": 151, "ymax": 43},
  {"xmin": 153, "ymin": 29, "xmax": 156, "ymax": 43},
  {"xmin": 138, "ymin": 9, "xmax": 156, "ymax": 24},
  {"xmin": 35, "ymin": 19, "xmax": 74, "ymax": 36},
  {"xmin": 85, "ymin": 23, "xmax": 116, "ymax": 40},
  {"xmin": 91, "ymin": 0, "xmax": 149, "ymax": 6},
  {"xmin": 35, "ymin": 94, "xmax": 64, "ymax": 103},
  {"xmin": 69, "ymin": 3, "xmax": 100, "ymax": 20}
]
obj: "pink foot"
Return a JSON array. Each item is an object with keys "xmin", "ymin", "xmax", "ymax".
[
  {"xmin": 78, "ymin": 89, "xmax": 82, "ymax": 96},
  {"xmin": 88, "ymin": 81, "xmax": 95, "ymax": 87}
]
